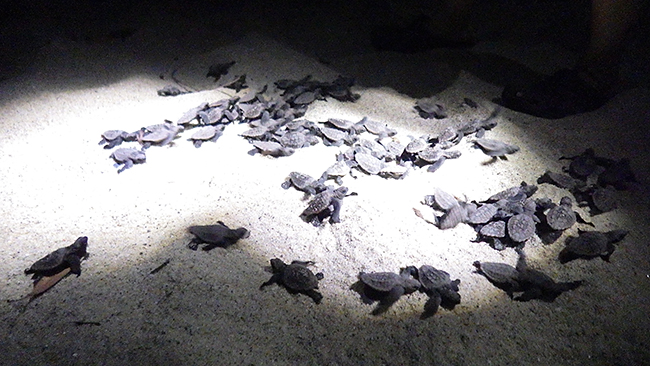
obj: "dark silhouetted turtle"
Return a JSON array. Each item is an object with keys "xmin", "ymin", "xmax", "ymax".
[
  {"xmin": 590, "ymin": 185, "xmax": 618, "ymax": 213},
  {"xmin": 301, "ymin": 186, "xmax": 351, "ymax": 226},
  {"xmin": 473, "ymin": 138, "xmax": 519, "ymax": 158},
  {"xmin": 222, "ymin": 74, "xmax": 248, "ymax": 92},
  {"xmin": 110, "ymin": 147, "xmax": 146, "ymax": 173},
  {"xmin": 25, "ymin": 236, "xmax": 89, "ymax": 281},
  {"xmin": 559, "ymin": 229, "xmax": 628, "ymax": 263},
  {"xmin": 206, "ymin": 61, "xmax": 236, "ymax": 82},
  {"xmin": 514, "ymin": 248, "xmax": 582, "ymax": 301},
  {"xmin": 357, "ymin": 271, "xmax": 421, "ymax": 315},
  {"xmin": 189, "ymin": 125, "xmax": 224, "ymax": 148},
  {"xmin": 260, "ymin": 259, "xmax": 324, "ymax": 304},
  {"xmin": 561, "ymin": 148, "xmax": 598, "ymax": 178},
  {"xmin": 598, "ymin": 158, "xmax": 637, "ymax": 190},
  {"xmin": 187, "ymin": 222, "xmax": 250, "ymax": 251},
  {"xmin": 402, "ymin": 265, "xmax": 461, "ymax": 318},
  {"xmin": 537, "ymin": 170, "xmax": 583, "ymax": 191}
]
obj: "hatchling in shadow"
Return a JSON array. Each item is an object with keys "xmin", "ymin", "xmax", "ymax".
[
  {"xmin": 187, "ymin": 222, "xmax": 250, "ymax": 251},
  {"xmin": 355, "ymin": 271, "xmax": 421, "ymax": 315},
  {"xmin": 188, "ymin": 125, "xmax": 225, "ymax": 148},
  {"xmin": 514, "ymin": 248, "xmax": 583, "ymax": 301},
  {"xmin": 402, "ymin": 265, "xmax": 461, "ymax": 318},
  {"xmin": 559, "ymin": 229, "xmax": 628, "ymax": 263},
  {"xmin": 300, "ymin": 186, "xmax": 352, "ymax": 226},
  {"xmin": 260, "ymin": 259, "xmax": 324, "ymax": 304},
  {"xmin": 25, "ymin": 236, "xmax": 89, "ymax": 281},
  {"xmin": 110, "ymin": 147, "xmax": 146, "ymax": 173}
]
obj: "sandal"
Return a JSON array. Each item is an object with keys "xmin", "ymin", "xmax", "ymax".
[{"xmin": 500, "ymin": 69, "xmax": 610, "ymax": 119}]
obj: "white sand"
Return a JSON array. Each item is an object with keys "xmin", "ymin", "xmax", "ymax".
[{"xmin": 1, "ymin": 2, "xmax": 650, "ymax": 365}]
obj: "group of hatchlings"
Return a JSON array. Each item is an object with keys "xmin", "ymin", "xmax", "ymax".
[{"xmin": 20, "ymin": 71, "xmax": 635, "ymax": 317}]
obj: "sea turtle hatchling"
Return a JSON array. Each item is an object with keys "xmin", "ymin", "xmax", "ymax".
[
  {"xmin": 559, "ymin": 229, "xmax": 628, "ymax": 263},
  {"xmin": 24, "ymin": 236, "xmax": 89, "ymax": 281},
  {"xmin": 99, "ymin": 130, "xmax": 137, "ymax": 149},
  {"xmin": 507, "ymin": 213, "xmax": 536, "ymax": 242},
  {"xmin": 301, "ymin": 186, "xmax": 350, "ymax": 226},
  {"xmin": 187, "ymin": 222, "xmax": 250, "ymax": 251},
  {"xmin": 472, "ymin": 138, "xmax": 520, "ymax": 158},
  {"xmin": 110, "ymin": 147, "xmax": 146, "ymax": 173},
  {"xmin": 546, "ymin": 196, "xmax": 576, "ymax": 231},
  {"xmin": 357, "ymin": 271, "xmax": 421, "ymax": 315},
  {"xmin": 473, "ymin": 260, "xmax": 522, "ymax": 297},
  {"xmin": 260, "ymin": 259, "xmax": 324, "ymax": 304},
  {"xmin": 189, "ymin": 125, "xmax": 225, "ymax": 148},
  {"xmin": 402, "ymin": 265, "xmax": 461, "ymax": 318},
  {"xmin": 281, "ymin": 171, "xmax": 325, "ymax": 196}
]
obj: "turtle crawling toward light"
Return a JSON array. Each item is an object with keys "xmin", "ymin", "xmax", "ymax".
[
  {"xmin": 260, "ymin": 259, "xmax": 324, "ymax": 304},
  {"xmin": 25, "ymin": 236, "xmax": 89, "ymax": 281},
  {"xmin": 187, "ymin": 222, "xmax": 250, "ymax": 251},
  {"xmin": 402, "ymin": 265, "xmax": 461, "ymax": 318},
  {"xmin": 559, "ymin": 229, "xmax": 628, "ymax": 263},
  {"xmin": 514, "ymin": 248, "xmax": 583, "ymax": 302},
  {"xmin": 356, "ymin": 270, "xmax": 421, "ymax": 315}
]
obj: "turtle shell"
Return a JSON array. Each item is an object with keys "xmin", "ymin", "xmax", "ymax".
[
  {"xmin": 279, "ymin": 131, "xmax": 307, "ymax": 148},
  {"xmin": 507, "ymin": 214, "xmax": 535, "ymax": 242},
  {"xmin": 467, "ymin": 203, "xmax": 498, "ymax": 224},
  {"xmin": 240, "ymin": 126, "xmax": 269, "ymax": 138},
  {"xmin": 190, "ymin": 125, "xmax": 218, "ymax": 141},
  {"xmin": 473, "ymin": 261, "xmax": 519, "ymax": 286},
  {"xmin": 102, "ymin": 130, "xmax": 127, "ymax": 141},
  {"xmin": 359, "ymin": 272, "xmax": 400, "ymax": 292},
  {"xmin": 189, "ymin": 224, "xmax": 249, "ymax": 244},
  {"xmin": 326, "ymin": 118, "xmax": 356, "ymax": 130},
  {"xmin": 546, "ymin": 197, "xmax": 576, "ymax": 230},
  {"xmin": 563, "ymin": 231, "xmax": 611, "ymax": 256},
  {"xmin": 591, "ymin": 186, "xmax": 617, "ymax": 212},
  {"xmin": 283, "ymin": 172, "xmax": 316, "ymax": 190},
  {"xmin": 473, "ymin": 138, "xmax": 520, "ymax": 157},
  {"xmin": 426, "ymin": 187, "xmax": 458, "ymax": 211},
  {"xmin": 320, "ymin": 126, "xmax": 348, "ymax": 142},
  {"xmin": 282, "ymin": 264, "xmax": 320, "ymax": 291},
  {"xmin": 480, "ymin": 220, "xmax": 506, "ymax": 238},
  {"xmin": 405, "ymin": 138, "xmax": 428, "ymax": 154},
  {"xmin": 302, "ymin": 188, "xmax": 335, "ymax": 216},
  {"xmin": 417, "ymin": 265, "xmax": 453, "ymax": 291},
  {"xmin": 355, "ymin": 152, "xmax": 384, "ymax": 175},
  {"xmin": 418, "ymin": 147, "xmax": 445, "ymax": 163}
]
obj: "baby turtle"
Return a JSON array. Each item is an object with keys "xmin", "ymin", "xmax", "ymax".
[
  {"xmin": 402, "ymin": 265, "xmax": 461, "ymax": 318},
  {"xmin": 25, "ymin": 236, "xmax": 89, "ymax": 281},
  {"xmin": 260, "ymin": 259, "xmax": 324, "ymax": 304},
  {"xmin": 139, "ymin": 122, "xmax": 184, "ymax": 148},
  {"xmin": 99, "ymin": 130, "xmax": 137, "ymax": 149},
  {"xmin": 414, "ymin": 97, "xmax": 447, "ymax": 119},
  {"xmin": 357, "ymin": 271, "xmax": 421, "ymax": 315},
  {"xmin": 206, "ymin": 60, "xmax": 236, "ymax": 82},
  {"xmin": 506, "ymin": 213, "xmax": 536, "ymax": 242},
  {"xmin": 189, "ymin": 125, "xmax": 224, "ymax": 148},
  {"xmin": 281, "ymin": 171, "xmax": 324, "ymax": 195},
  {"xmin": 110, "ymin": 147, "xmax": 146, "ymax": 173},
  {"xmin": 559, "ymin": 229, "xmax": 628, "ymax": 263},
  {"xmin": 546, "ymin": 196, "xmax": 576, "ymax": 230},
  {"xmin": 354, "ymin": 152, "xmax": 385, "ymax": 175},
  {"xmin": 301, "ymin": 186, "xmax": 349, "ymax": 226},
  {"xmin": 187, "ymin": 222, "xmax": 250, "ymax": 251},
  {"xmin": 473, "ymin": 138, "xmax": 520, "ymax": 158},
  {"xmin": 473, "ymin": 260, "xmax": 522, "ymax": 297},
  {"xmin": 514, "ymin": 248, "xmax": 582, "ymax": 302},
  {"xmin": 250, "ymin": 141, "xmax": 295, "ymax": 157}
]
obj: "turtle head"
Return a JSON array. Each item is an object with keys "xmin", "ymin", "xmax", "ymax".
[
  {"xmin": 235, "ymin": 227, "xmax": 250, "ymax": 239},
  {"xmin": 71, "ymin": 236, "xmax": 89, "ymax": 256},
  {"xmin": 270, "ymin": 258, "xmax": 287, "ymax": 273}
]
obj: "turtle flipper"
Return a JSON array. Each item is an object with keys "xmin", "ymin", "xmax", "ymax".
[
  {"xmin": 372, "ymin": 286, "xmax": 405, "ymax": 315},
  {"xmin": 66, "ymin": 255, "xmax": 82, "ymax": 276},
  {"xmin": 304, "ymin": 289, "xmax": 323, "ymax": 304},
  {"xmin": 422, "ymin": 292, "xmax": 442, "ymax": 318},
  {"xmin": 260, "ymin": 274, "xmax": 281, "ymax": 290}
]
